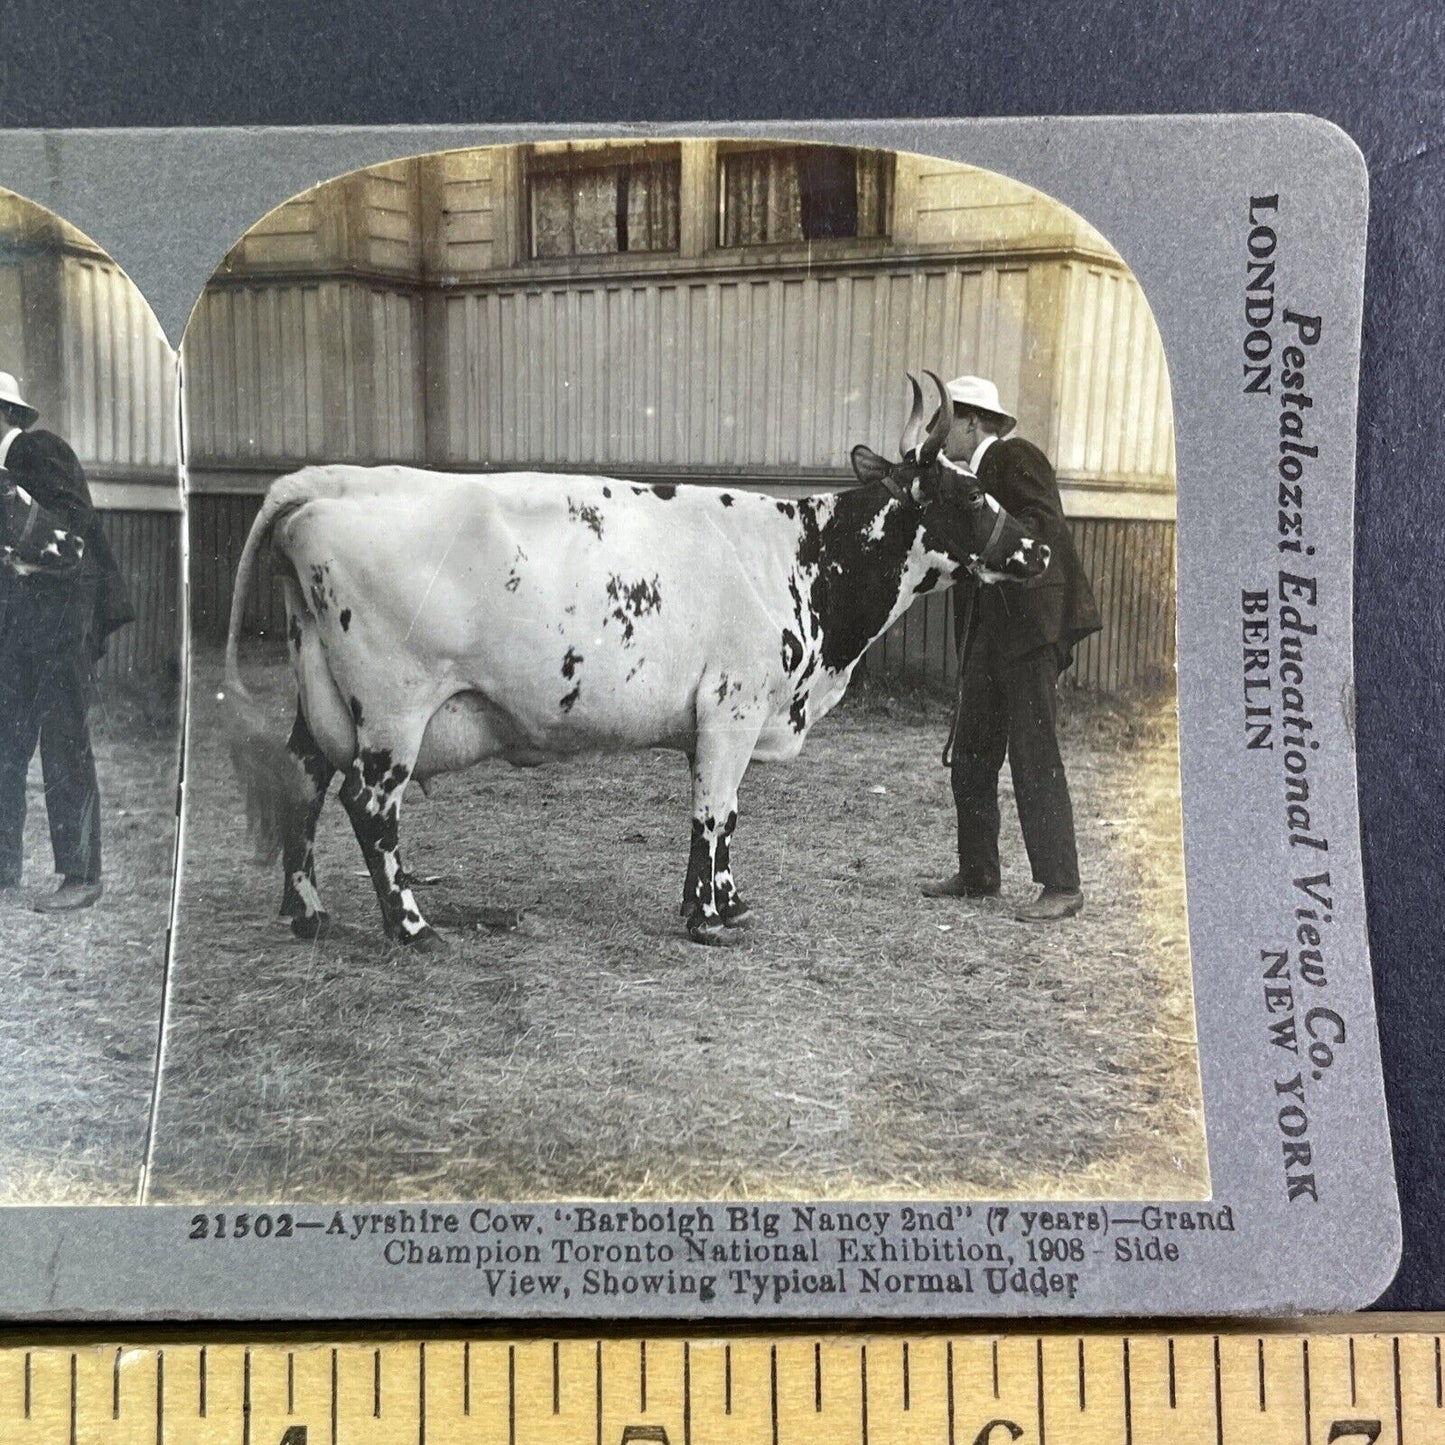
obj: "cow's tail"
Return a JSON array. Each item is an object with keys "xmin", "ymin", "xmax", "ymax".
[{"xmin": 222, "ymin": 470, "xmax": 323, "ymax": 866}]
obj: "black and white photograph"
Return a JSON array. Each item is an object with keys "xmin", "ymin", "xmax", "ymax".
[
  {"xmin": 0, "ymin": 190, "xmax": 181, "ymax": 1202},
  {"xmin": 147, "ymin": 140, "xmax": 1205, "ymax": 1206}
]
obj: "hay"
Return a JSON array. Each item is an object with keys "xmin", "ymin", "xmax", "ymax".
[
  {"xmin": 0, "ymin": 692, "xmax": 178, "ymax": 1204},
  {"xmin": 146, "ymin": 647, "xmax": 1207, "ymax": 1205}
]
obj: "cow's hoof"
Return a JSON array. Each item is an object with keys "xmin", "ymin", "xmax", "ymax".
[
  {"xmin": 721, "ymin": 899, "xmax": 753, "ymax": 928},
  {"xmin": 686, "ymin": 917, "xmax": 739, "ymax": 947},
  {"xmin": 290, "ymin": 911, "xmax": 333, "ymax": 940},
  {"xmin": 399, "ymin": 925, "xmax": 448, "ymax": 953}
]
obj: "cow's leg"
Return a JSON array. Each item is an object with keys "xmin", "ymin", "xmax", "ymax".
[
  {"xmin": 684, "ymin": 720, "xmax": 759, "ymax": 944},
  {"xmin": 279, "ymin": 703, "xmax": 336, "ymax": 940},
  {"xmin": 336, "ymin": 742, "xmax": 441, "ymax": 949}
]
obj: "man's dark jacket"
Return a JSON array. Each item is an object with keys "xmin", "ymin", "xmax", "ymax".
[
  {"xmin": 971, "ymin": 435, "xmax": 1102, "ymax": 661},
  {"xmin": 0, "ymin": 428, "xmax": 133, "ymax": 654}
]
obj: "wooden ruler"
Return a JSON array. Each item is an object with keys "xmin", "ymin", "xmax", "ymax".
[{"xmin": 0, "ymin": 1322, "xmax": 1440, "ymax": 1445}]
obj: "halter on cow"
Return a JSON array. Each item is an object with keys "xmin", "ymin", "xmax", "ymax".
[{"xmin": 223, "ymin": 372, "xmax": 1049, "ymax": 947}]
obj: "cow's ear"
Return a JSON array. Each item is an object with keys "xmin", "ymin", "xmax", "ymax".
[{"xmin": 850, "ymin": 445, "xmax": 893, "ymax": 486}]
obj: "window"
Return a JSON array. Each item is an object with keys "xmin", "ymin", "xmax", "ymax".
[
  {"xmin": 525, "ymin": 145, "xmax": 681, "ymax": 260},
  {"xmin": 719, "ymin": 146, "xmax": 891, "ymax": 247}
]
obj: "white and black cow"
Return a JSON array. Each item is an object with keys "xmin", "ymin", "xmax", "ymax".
[{"xmin": 224, "ymin": 373, "xmax": 1049, "ymax": 947}]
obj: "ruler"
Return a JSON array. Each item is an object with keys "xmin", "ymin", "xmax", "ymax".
[{"xmin": 0, "ymin": 1322, "xmax": 1439, "ymax": 1445}]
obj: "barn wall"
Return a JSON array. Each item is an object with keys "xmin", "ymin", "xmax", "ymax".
[
  {"xmin": 94, "ymin": 509, "xmax": 183, "ymax": 683},
  {"xmin": 183, "ymin": 143, "xmax": 1178, "ymax": 695}
]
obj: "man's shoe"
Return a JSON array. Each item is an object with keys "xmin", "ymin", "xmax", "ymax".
[
  {"xmin": 921, "ymin": 872, "xmax": 1001, "ymax": 900},
  {"xmin": 33, "ymin": 879, "xmax": 103, "ymax": 913},
  {"xmin": 1015, "ymin": 887, "xmax": 1084, "ymax": 922}
]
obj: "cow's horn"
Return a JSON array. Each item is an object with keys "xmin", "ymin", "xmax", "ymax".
[
  {"xmin": 899, "ymin": 373, "xmax": 925, "ymax": 460},
  {"xmin": 919, "ymin": 371, "xmax": 953, "ymax": 462}
]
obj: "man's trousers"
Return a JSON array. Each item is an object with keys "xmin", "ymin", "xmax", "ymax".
[
  {"xmin": 950, "ymin": 628, "xmax": 1081, "ymax": 894},
  {"xmin": 0, "ymin": 644, "xmax": 102, "ymax": 885}
]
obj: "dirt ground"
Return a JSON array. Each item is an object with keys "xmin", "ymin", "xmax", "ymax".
[
  {"xmin": 0, "ymin": 685, "xmax": 179, "ymax": 1204},
  {"xmin": 145, "ymin": 647, "xmax": 1207, "ymax": 1205}
]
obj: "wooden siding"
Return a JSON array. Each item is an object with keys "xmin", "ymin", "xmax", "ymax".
[
  {"xmin": 94, "ymin": 509, "xmax": 182, "ymax": 681},
  {"xmin": 184, "ymin": 281, "xmax": 424, "ymax": 465},
  {"xmin": 58, "ymin": 255, "xmax": 177, "ymax": 471},
  {"xmin": 1053, "ymin": 261, "xmax": 1174, "ymax": 487},
  {"xmin": 430, "ymin": 263, "xmax": 1039, "ymax": 472}
]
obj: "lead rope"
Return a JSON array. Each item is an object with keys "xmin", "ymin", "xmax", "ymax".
[{"xmin": 942, "ymin": 579, "xmax": 977, "ymax": 768}]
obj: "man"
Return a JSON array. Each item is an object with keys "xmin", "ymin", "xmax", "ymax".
[
  {"xmin": 0, "ymin": 370, "xmax": 131, "ymax": 912},
  {"xmin": 921, "ymin": 375, "xmax": 1102, "ymax": 922}
]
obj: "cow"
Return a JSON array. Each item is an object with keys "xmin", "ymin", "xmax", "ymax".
[{"xmin": 223, "ymin": 372, "xmax": 1049, "ymax": 948}]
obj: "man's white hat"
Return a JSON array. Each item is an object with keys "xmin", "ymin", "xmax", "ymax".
[
  {"xmin": 945, "ymin": 375, "xmax": 1016, "ymax": 434},
  {"xmin": 0, "ymin": 372, "xmax": 37, "ymax": 427}
]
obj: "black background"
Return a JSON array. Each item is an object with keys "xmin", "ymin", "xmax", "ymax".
[{"xmin": 1, "ymin": 0, "xmax": 1440, "ymax": 1309}]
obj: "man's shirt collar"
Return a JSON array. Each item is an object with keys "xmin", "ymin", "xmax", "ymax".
[{"xmin": 969, "ymin": 433, "xmax": 998, "ymax": 473}]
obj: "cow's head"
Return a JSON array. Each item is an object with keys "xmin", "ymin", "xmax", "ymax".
[
  {"xmin": 849, "ymin": 371, "xmax": 1050, "ymax": 583},
  {"xmin": 0, "ymin": 482, "xmax": 85, "ymax": 577}
]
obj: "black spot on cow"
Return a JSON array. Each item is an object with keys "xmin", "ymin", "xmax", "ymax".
[
  {"xmin": 339, "ymin": 607, "xmax": 352, "ymax": 631},
  {"xmin": 559, "ymin": 683, "xmax": 581, "ymax": 713},
  {"xmin": 349, "ymin": 695, "xmax": 365, "ymax": 728},
  {"xmin": 781, "ymin": 629, "xmax": 804, "ymax": 674},
  {"xmin": 776, "ymin": 501, "xmax": 797, "ymax": 519},
  {"xmin": 715, "ymin": 675, "xmax": 730, "ymax": 703},
  {"xmin": 604, "ymin": 573, "xmax": 663, "ymax": 645},
  {"xmin": 789, "ymin": 693, "xmax": 808, "ymax": 733},
  {"xmin": 650, "ymin": 483, "xmax": 677, "ymax": 500},
  {"xmin": 359, "ymin": 746, "xmax": 395, "ymax": 791},
  {"xmin": 719, "ymin": 492, "xmax": 734, "ymax": 507},
  {"xmin": 793, "ymin": 488, "xmax": 923, "ymax": 673},
  {"xmin": 287, "ymin": 614, "xmax": 303, "ymax": 652},
  {"xmin": 631, "ymin": 485, "xmax": 645, "ymax": 496},
  {"xmin": 567, "ymin": 496, "xmax": 605, "ymax": 539},
  {"xmin": 505, "ymin": 573, "xmax": 521, "ymax": 593},
  {"xmin": 562, "ymin": 646, "xmax": 584, "ymax": 679},
  {"xmin": 602, "ymin": 485, "xmax": 612, "ymax": 498},
  {"xmin": 912, "ymin": 567, "xmax": 941, "ymax": 595}
]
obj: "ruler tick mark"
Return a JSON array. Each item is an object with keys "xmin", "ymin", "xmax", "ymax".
[
  {"xmin": 770, "ymin": 1345, "xmax": 779, "ymax": 1445},
  {"xmin": 330, "ymin": 1347, "xmax": 338, "ymax": 1445},
  {"xmin": 725, "ymin": 1344, "xmax": 732, "ymax": 1415},
  {"xmin": 244, "ymin": 1348, "xmax": 252, "ymax": 1445},
  {"xmin": 114, "ymin": 1346, "xmax": 122, "ymax": 1420},
  {"xmin": 642, "ymin": 1339, "xmax": 648, "ymax": 1413},
  {"xmin": 1395, "ymin": 1336, "xmax": 1404, "ymax": 1445},
  {"xmin": 200, "ymin": 1343, "xmax": 208, "ymax": 1417},
  {"xmin": 69, "ymin": 1352, "xmax": 77, "ymax": 1445},
  {"xmin": 1349, "ymin": 1336, "xmax": 1357, "ymax": 1405},
  {"xmin": 1037, "ymin": 1338, "xmax": 1047, "ymax": 1445},
  {"xmin": 946, "ymin": 1342, "xmax": 955, "ymax": 1445},
  {"xmin": 1121, "ymin": 1339, "xmax": 1131, "ymax": 1445},
  {"xmin": 553, "ymin": 1341, "xmax": 560, "ymax": 1414},
  {"xmin": 509, "ymin": 1344, "xmax": 517, "ymax": 1445},
  {"xmin": 465, "ymin": 1341, "xmax": 471, "ymax": 1417},
  {"xmin": 1213, "ymin": 1336, "xmax": 1223, "ymax": 1445},
  {"xmin": 287, "ymin": 1351, "xmax": 295, "ymax": 1415},
  {"xmin": 374, "ymin": 1347, "xmax": 382, "ymax": 1418},
  {"xmin": 903, "ymin": 1341, "xmax": 910, "ymax": 1410},
  {"xmin": 860, "ymin": 1344, "xmax": 870, "ymax": 1445},
  {"xmin": 815, "ymin": 1341, "xmax": 822, "ymax": 1412},
  {"xmin": 419, "ymin": 1341, "xmax": 427, "ymax": 1445},
  {"xmin": 684, "ymin": 1342, "xmax": 692, "ymax": 1445},
  {"xmin": 1436, "ymin": 1337, "xmax": 1442, "ymax": 1409},
  {"xmin": 1302, "ymin": 1339, "xmax": 1312, "ymax": 1445},
  {"xmin": 24, "ymin": 1350, "xmax": 31, "ymax": 1418},
  {"xmin": 1078, "ymin": 1338, "xmax": 1086, "ymax": 1410},
  {"xmin": 1257, "ymin": 1338, "xmax": 1266, "ymax": 1410},
  {"xmin": 596, "ymin": 1340, "xmax": 604, "ymax": 1445},
  {"xmin": 155, "ymin": 1351, "xmax": 164, "ymax": 1445},
  {"xmin": 991, "ymin": 1341, "xmax": 999, "ymax": 1399},
  {"xmin": 1167, "ymin": 1339, "xmax": 1176, "ymax": 1409}
]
